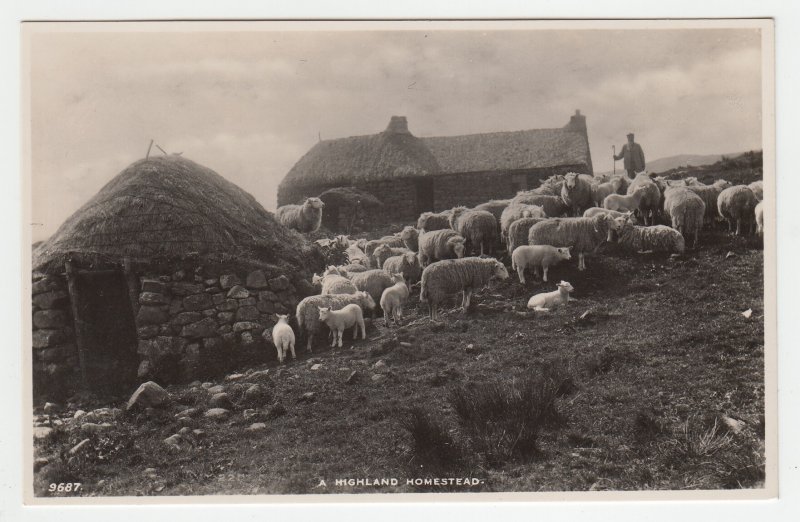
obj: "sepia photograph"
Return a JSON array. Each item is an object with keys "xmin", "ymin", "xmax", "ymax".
[{"xmin": 21, "ymin": 18, "xmax": 776, "ymax": 503}]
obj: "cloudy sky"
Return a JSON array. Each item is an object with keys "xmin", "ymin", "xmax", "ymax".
[{"xmin": 28, "ymin": 23, "xmax": 763, "ymax": 242}]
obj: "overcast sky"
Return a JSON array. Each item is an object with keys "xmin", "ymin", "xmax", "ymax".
[{"xmin": 29, "ymin": 25, "xmax": 763, "ymax": 242}]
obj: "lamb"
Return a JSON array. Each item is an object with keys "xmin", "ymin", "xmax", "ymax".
[
  {"xmin": 511, "ymin": 245, "xmax": 571, "ymax": 284},
  {"xmin": 506, "ymin": 217, "xmax": 549, "ymax": 256},
  {"xmin": 560, "ymin": 172, "xmax": 595, "ymax": 216},
  {"xmin": 320, "ymin": 272, "xmax": 358, "ymax": 295},
  {"xmin": 400, "ymin": 226, "xmax": 420, "ymax": 252},
  {"xmin": 267, "ymin": 314, "xmax": 296, "ymax": 363},
  {"xmin": 373, "ymin": 244, "xmax": 411, "ymax": 269},
  {"xmin": 420, "ymin": 257, "xmax": 509, "ymax": 321},
  {"xmin": 382, "ymin": 251, "xmax": 422, "ymax": 285},
  {"xmin": 318, "ymin": 304, "xmax": 366, "ymax": 348},
  {"xmin": 527, "ymin": 281, "xmax": 574, "ymax": 312},
  {"xmin": 626, "ymin": 174, "xmax": 662, "ymax": 225},
  {"xmin": 349, "ymin": 269, "xmax": 397, "ymax": 306},
  {"xmin": 717, "ymin": 185, "xmax": 759, "ymax": 236},
  {"xmin": 500, "ymin": 203, "xmax": 546, "ymax": 243},
  {"xmin": 603, "ymin": 186, "xmax": 648, "ymax": 213},
  {"xmin": 748, "ymin": 180, "xmax": 763, "ymax": 201},
  {"xmin": 365, "ymin": 236, "xmax": 406, "ymax": 267},
  {"xmin": 417, "ymin": 210, "xmax": 453, "ymax": 232},
  {"xmin": 755, "ymin": 200, "xmax": 764, "ymax": 237},
  {"xmin": 508, "ymin": 193, "xmax": 567, "ymax": 217},
  {"xmin": 583, "ymin": 207, "xmax": 636, "ymax": 223},
  {"xmin": 379, "ymin": 273, "xmax": 409, "ymax": 327},
  {"xmin": 276, "ymin": 197, "xmax": 325, "ymax": 233},
  {"xmin": 295, "ymin": 291, "xmax": 375, "ymax": 352},
  {"xmin": 417, "ymin": 229, "xmax": 466, "ymax": 267},
  {"xmin": 528, "ymin": 214, "xmax": 622, "ymax": 271},
  {"xmin": 591, "ymin": 179, "xmax": 617, "ymax": 208},
  {"xmin": 449, "ymin": 206, "xmax": 499, "ymax": 256},
  {"xmin": 684, "ymin": 179, "xmax": 732, "ymax": 226},
  {"xmin": 663, "ymin": 187, "xmax": 705, "ymax": 248},
  {"xmin": 614, "ymin": 218, "xmax": 686, "ymax": 254}
]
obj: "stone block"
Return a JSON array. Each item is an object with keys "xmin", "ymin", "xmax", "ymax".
[
  {"xmin": 257, "ymin": 300, "xmax": 276, "ymax": 314},
  {"xmin": 268, "ymin": 275, "xmax": 292, "ymax": 292},
  {"xmin": 212, "ymin": 293, "xmax": 225, "ymax": 305},
  {"xmin": 235, "ymin": 305, "xmax": 260, "ymax": 322},
  {"xmin": 246, "ymin": 270, "xmax": 268, "ymax": 289},
  {"xmin": 172, "ymin": 311, "xmax": 202, "ymax": 326},
  {"xmin": 139, "ymin": 292, "xmax": 169, "ymax": 306},
  {"xmin": 170, "ymin": 282, "xmax": 203, "ymax": 296},
  {"xmin": 233, "ymin": 321, "xmax": 263, "ymax": 333},
  {"xmin": 258, "ymin": 290, "xmax": 279, "ymax": 302},
  {"xmin": 217, "ymin": 312, "xmax": 235, "ymax": 324},
  {"xmin": 241, "ymin": 297, "xmax": 257, "ymax": 306},
  {"xmin": 137, "ymin": 325, "xmax": 160, "ymax": 339},
  {"xmin": 227, "ymin": 285, "xmax": 249, "ymax": 299},
  {"xmin": 140, "ymin": 279, "xmax": 166, "ymax": 294},
  {"xmin": 136, "ymin": 305, "xmax": 168, "ymax": 326},
  {"xmin": 216, "ymin": 299, "xmax": 239, "ymax": 311},
  {"xmin": 169, "ymin": 299, "xmax": 184, "ymax": 315},
  {"xmin": 219, "ymin": 274, "xmax": 241, "ymax": 290},
  {"xmin": 183, "ymin": 293, "xmax": 213, "ymax": 311},
  {"xmin": 181, "ymin": 317, "xmax": 219, "ymax": 338},
  {"xmin": 217, "ymin": 324, "xmax": 232, "ymax": 334}
]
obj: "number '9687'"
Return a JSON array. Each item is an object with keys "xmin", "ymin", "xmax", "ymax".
[{"xmin": 48, "ymin": 482, "xmax": 81, "ymax": 494}]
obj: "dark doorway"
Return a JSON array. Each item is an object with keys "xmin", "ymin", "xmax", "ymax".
[
  {"xmin": 74, "ymin": 270, "xmax": 139, "ymax": 396},
  {"xmin": 414, "ymin": 178, "xmax": 435, "ymax": 215}
]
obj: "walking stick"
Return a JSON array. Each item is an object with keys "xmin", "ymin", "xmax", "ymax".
[{"xmin": 612, "ymin": 145, "xmax": 616, "ymax": 175}]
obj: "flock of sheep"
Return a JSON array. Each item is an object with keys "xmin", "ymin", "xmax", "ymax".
[{"xmin": 270, "ymin": 171, "xmax": 764, "ymax": 362}]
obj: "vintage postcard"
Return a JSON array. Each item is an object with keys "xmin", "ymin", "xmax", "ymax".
[{"xmin": 21, "ymin": 19, "xmax": 776, "ymax": 504}]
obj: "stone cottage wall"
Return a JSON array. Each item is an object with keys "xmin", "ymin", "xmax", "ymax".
[
  {"xmin": 31, "ymin": 274, "xmax": 80, "ymax": 397},
  {"xmin": 134, "ymin": 267, "xmax": 306, "ymax": 383}
]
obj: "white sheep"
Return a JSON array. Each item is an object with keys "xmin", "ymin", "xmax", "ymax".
[
  {"xmin": 449, "ymin": 206, "xmax": 499, "ymax": 256},
  {"xmin": 380, "ymin": 273, "xmax": 409, "ymax": 327},
  {"xmin": 561, "ymin": 172, "xmax": 595, "ymax": 216},
  {"xmin": 382, "ymin": 251, "xmax": 422, "ymax": 285},
  {"xmin": 365, "ymin": 236, "xmax": 406, "ymax": 267},
  {"xmin": 749, "ymin": 180, "xmax": 764, "ymax": 201},
  {"xmin": 295, "ymin": 291, "xmax": 376, "ymax": 352},
  {"xmin": 318, "ymin": 304, "xmax": 366, "ymax": 348},
  {"xmin": 417, "ymin": 229, "xmax": 466, "ymax": 267},
  {"xmin": 400, "ymin": 226, "xmax": 420, "ymax": 252},
  {"xmin": 684, "ymin": 179, "xmax": 731, "ymax": 226},
  {"xmin": 591, "ymin": 179, "xmax": 617, "ymax": 208},
  {"xmin": 626, "ymin": 174, "xmax": 662, "ymax": 226},
  {"xmin": 614, "ymin": 218, "xmax": 686, "ymax": 254},
  {"xmin": 500, "ymin": 203, "xmax": 546, "ymax": 243},
  {"xmin": 718, "ymin": 185, "xmax": 759, "ymax": 236},
  {"xmin": 320, "ymin": 273, "xmax": 358, "ymax": 295},
  {"xmin": 663, "ymin": 187, "xmax": 705, "ymax": 248},
  {"xmin": 603, "ymin": 186, "xmax": 648, "ymax": 213},
  {"xmin": 755, "ymin": 200, "xmax": 764, "ymax": 237},
  {"xmin": 417, "ymin": 210, "xmax": 453, "ymax": 232},
  {"xmin": 527, "ymin": 281, "xmax": 574, "ymax": 312},
  {"xmin": 473, "ymin": 199, "xmax": 512, "ymax": 222},
  {"xmin": 373, "ymin": 244, "xmax": 411, "ymax": 269},
  {"xmin": 345, "ymin": 244, "xmax": 370, "ymax": 267},
  {"xmin": 267, "ymin": 314, "xmax": 296, "ymax": 363},
  {"xmin": 349, "ymin": 269, "xmax": 397, "ymax": 309},
  {"xmin": 528, "ymin": 214, "xmax": 622, "ymax": 271},
  {"xmin": 583, "ymin": 207, "xmax": 636, "ymax": 223},
  {"xmin": 276, "ymin": 197, "xmax": 325, "ymax": 233},
  {"xmin": 420, "ymin": 257, "xmax": 509, "ymax": 321},
  {"xmin": 508, "ymin": 193, "xmax": 567, "ymax": 217},
  {"xmin": 511, "ymin": 245, "xmax": 571, "ymax": 284},
  {"xmin": 506, "ymin": 217, "xmax": 549, "ymax": 256}
]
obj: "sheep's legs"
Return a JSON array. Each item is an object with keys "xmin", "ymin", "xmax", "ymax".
[
  {"xmin": 462, "ymin": 288, "xmax": 473, "ymax": 311},
  {"xmin": 289, "ymin": 340, "xmax": 296, "ymax": 360},
  {"xmin": 517, "ymin": 266, "xmax": 526, "ymax": 284},
  {"xmin": 578, "ymin": 253, "xmax": 586, "ymax": 271},
  {"xmin": 359, "ymin": 316, "xmax": 366, "ymax": 339},
  {"xmin": 306, "ymin": 335, "xmax": 314, "ymax": 354},
  {"xmin": 543, "ymin": 266, "xmax": 549, "ymax": 282},
  {"xmin": 736, "ymin": 220, "xmax": 742, "ymax": 236}
]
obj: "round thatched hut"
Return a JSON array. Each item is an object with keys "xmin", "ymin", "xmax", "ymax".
[{"xmin": 32, "ymin": 156, "xmax": 323, "ymax": 400}]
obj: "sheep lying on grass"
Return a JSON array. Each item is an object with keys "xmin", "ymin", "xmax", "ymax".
[
  {"xmin": 614, "ymin": 218, "xmax": 686, "ymax": 255},
  {"xmin": 320, "ymin": 272, "xmax": 358, "ymax": 295},
  {"xmin": 561, "ymin": 172, "xmax": 595, "ymax": 216},
  {"xmin": 267, "ymin": 314, "xmax": 296, "ymax": 364},
  {"xmin": 420, "ymin": 257, "xmax": 509, "ymax": 321},
  {"xmin": 527, "ymin": 281, "xmax": 574, "ymax": 312},
  {"xmin": 626, "ymin": 174, "xmax": 662, "ymax": 225},
  {"xmin": 511, "ymin": 245, "xmax": 571, "ymax": 284},
  {"xmin": 380, "ymin": 273, "xmax": 409, "ymax": 327},
  {"xmin": 509, "ymin": 193, "xmax": 567, "ymax": 217},
  {"xmin": 319, "ymin": 304, "xmax": 366, "ymax": 348},
  {"xmin": 718, "ymin": 185, "xmax": 759, "ymax": 236},
  {"xmin": 296, "ymin": 291, "xmax": 375, "ymax": 352},
  {"xmin": 276, "ymin": 197, "xmax": 325, "ymax": 233},
  {"xmin": 755, "ymin": 201, "xmax": 764, "ymax": 237},
  {"xmin": 373, "ymin": 244, "xmax": 411, "ymax": 269},
  {"xmin": 400, "ymin": 226, "xmax": 420, "ymax": 252},
  {"xmin": 663, "ymin": 187, "xmax": 705, "ymax": 248},
  {"xmin": 450, "ymin": 206, "xmax": 499, "ymax": 256},
  {"xmin": 417, "ymin": 229, "xmax": 466, "ymax": 266},
  {"xmin": 749, "ymin": 181, "xmax": 763, "ymax": 201},
  {"xmin": 528, "ymin": 214, "xmax": 622, "ymax": 271},
  {"xmin": 417, "ymin": 210, "xmax": 453, "ymax": 232},
  {"xmin": 382, "ymin": 251, "xmax": 422, "ymax": 285},
  {"xmin": 506, "ymin": 217, "xmax": 549, "ymax": 256},
  {"xmin": 684, "ymin": 179, "xmax": 731, "ymax": 226},
  {"xmin": 500, "ymin": 204, "xmax": 546, "ymax": 242}
]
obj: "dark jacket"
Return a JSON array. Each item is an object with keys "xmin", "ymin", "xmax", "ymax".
[{"xmin": 615, "ymin": 142, "xmax": 646, "ymax": 172}]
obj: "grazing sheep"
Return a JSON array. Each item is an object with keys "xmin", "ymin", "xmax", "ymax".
[
  {"xmin": 449, "ymin": 206, "xmax": 499, "ymax": 256},
  {"xmin": 511, "ymin": 245, "xmax": 572, "ymax": 284},
  {"xmin": 509, "ymin": 193, "xmax": 567, "ymax": 217},
  {"xmin": 592, "ymin": 179, "xmax": 617, "ymax": 207},
  {"xmin": 417, "ymin": 229, "xmax": 466, "ymax": 266},
  {"xmin": 718, "ymin": 185, "xmax": 759, "ymax": 236},
  {"xmin": 528, "ymin": 214, "xmax": 622, "ymax": 271},
  {"xmin": 373, "ymin": 244, "xmax": 411, "ymax": 269},
  {"xmin": 626, "ymin": 174, "xmax": 662, "ymax": 225},
  {"xmin": 295, "ymin": 291, "xmax": 375, "ymax": 352},
  {"xmin": 276, "ymin": 197, "xmax": 325, "ymax": 233},
  {"xmin": 663, "ymin": 187, "xmax": 705, "ymax": 248},
  {"xmin": 320, "ymin": 273, "xmax": 358, "ymax": 295},
  {"xmin": 318, "ymin": 305, "xmax": 366, "ymax": 348},
  {"xmin": 345, "ymin": 244, "xmax": 370, "ymax": 267},
  {"xmin": 561, "ymin": 172, "xmax": 595, "ymax": 216},
  {"xmin": 506, "ymin": 217, "xmax": 549, "ymax": 256},
  {"xmin": 755, "ymin": 200, "xmax": 764, "ymax": 236},
  {"xmin": 583, "ymin": 207, "xmax": 636, "ymax": 223},
  {"xmin": 400, "ymin": 226, "xmax": 420, "ymax": 252},
  {"xmin": 417, "ymin": 210, "xmax": 452, "ymax": 232},
  {"xmin": 614, "ymin": 218, "xmax": 686, "ymax": 254},
  {"xmin": 473, "ymin": 199, "xmax": 512, "ymax": 222},
  {"xmin": 748, "ymin": 180, "xmax": 763, "ymax": 201},
  {"xmin": 349, "ymin": 269, "xmax": 397, "ymax": 306},
  {"xmin": 527, "ymin": 281, "xmax": 574, "ymax": 312},
  {"xmin": 267, "ymin": 314, "xmax": 296, "ymax": 363},
  {"xmin": 684, "ymin": 179, "xmax": 732, "ymax": 226},
  {"xmin": 420, "ymin": 257, "xmax": 509, "ymax": 321},
  {"xmin": 382, "ymin": 251, "xmax": 422, "ymax": 285},
  {"xmin": 500, "ymin": 203, "xmax": 546, "ymax": 242},
  {"xmin": 380, "ymin": 273, "xmax": 409, "ymax": 326},
  {"xmin": 603, "ymin": 186, "xmax": 649, "ymax": 214}
]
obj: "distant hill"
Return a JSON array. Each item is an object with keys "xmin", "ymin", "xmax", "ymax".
[{"xmin": 597, "ymin": 150, "xmax": 755, "ymax": 176}]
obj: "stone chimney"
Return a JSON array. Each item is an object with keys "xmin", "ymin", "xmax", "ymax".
[
  {"xmin": 385, "ymin": 116, "xmax": 411, "ymax": 135},
  {"xmin": 564, "ymin": 109, "xmax": 587, "ymax": 133}
]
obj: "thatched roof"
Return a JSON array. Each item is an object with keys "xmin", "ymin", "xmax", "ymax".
[
  {"xmin": 33, "ymin": 156, "xmax": 320, "ymax": 274},
  {"xmin": 280, "ymin": 115, "xmax": 591, "ymax": 191},
  {"xmin": 317, "ymin": 186, "xmax": 383, "ymax": 208}
]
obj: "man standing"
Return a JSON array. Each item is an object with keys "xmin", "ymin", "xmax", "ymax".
[{"xmin": 614, "ymin": 132, "xmax": 646, "ymax": 178}]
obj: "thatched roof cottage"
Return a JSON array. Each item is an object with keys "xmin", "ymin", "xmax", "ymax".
[
  {"xmin": 278, "ymin": 111, "xmax": 593, "ymax": 225},
  {"xmin": 32, "ymin": 156, "xmax": 322, "ymax": 400}
]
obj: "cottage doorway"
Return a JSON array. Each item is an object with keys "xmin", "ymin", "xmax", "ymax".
[
  {"xmin": 414, "ymin": 178, "xmax": 435, "ymax": 214},
  {"xmin": 73, "ymin": 270, "xmax": 138, "ymax": 395}
]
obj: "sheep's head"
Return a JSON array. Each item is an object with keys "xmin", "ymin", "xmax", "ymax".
[
  {"xmin": 448, "ymin": 237, "xmax": 466, "ymax": 258},
  {"xmin": 276, "ymin": 314, "xmax": 289, "ymax": 323},
  {"xmin": 400, "ymin": 226, "xmax": 418, "ymax": 241},
  {"xmin": 604, "ymin": 214, "xmax": 625, "ymax": 241},
  {"xmin": 318, "ymin": 307, "xmax": 331, "ymax": 321},
  {"xmin": 374, "ymin": 244, "xmax": 391, "ymax": 257},
  {"xmin": 305, "ymin": 197, "xmax": 325, "ymax": 210},
  {"xmin": 311, "ymin": 273, "xmax": 322, "ymax": 286},
  {"xmin": 715, "ymin": 179, "xmax": 732, "ymax": 190},
  {"xmin": 391, "ymin": 272, "xmax": 405, "ymax": 284},
  {"xmin": 557, "ymin": 247, "xmax": 572, "ymax": 260},
  {"xmin": 492, "ymin": 260, "xmax": 509, "ymax": 280},
  {"xmin": 557, "ymin": 281, "xmax": 575, "ymax": 293},
  {"xmin": 416, "ymin": 213, "xmax": 431, "ymax": 230},
  {"xmin": 334, "ymin": 235, "xmax": 349, "ymax": 248},
  {"xmin": 358, "ymin": 291, "xmax": 377, "ymax": 310},
  {"xmin": 403, "ymin": 252, "xmax": 417, "ymax": 265},
  {"xmin": 564, "ymin": 172, "xmax": 579, "ymax": 190}
]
